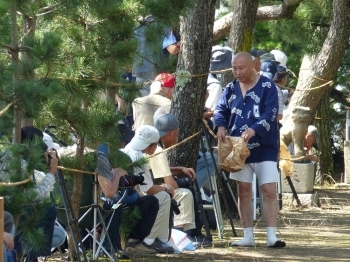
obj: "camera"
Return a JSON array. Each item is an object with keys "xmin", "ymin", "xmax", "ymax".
[
  {"xmin": 122, "ymin": 172, "xmax": 146, "ymax": 187},
  {"xmin": 175, "ymin": 176, "xmax": 192, "ymax": 188}
]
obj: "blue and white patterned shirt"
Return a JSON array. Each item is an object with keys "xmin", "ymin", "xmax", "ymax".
[{"xmin": 214, "ymin": 76, "xmax": 279, "ymax": 163}]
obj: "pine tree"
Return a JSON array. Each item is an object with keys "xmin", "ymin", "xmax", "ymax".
[{"xmin": 1, "ymin": 0, "xmax": 195, "ymax": 260}]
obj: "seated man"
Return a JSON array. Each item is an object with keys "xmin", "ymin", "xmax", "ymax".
[
  {"xmin": 132, "ymin": 73, "xmax": 175, "ymax": 130},
  {"xmin": 289, "ymin": 125, "xmax": 320, "ymax": 163},
  {"xmin": 152, "ymin": 113, "xmax": 212, "ymax": 248},
  {"xmin": 96, "ymin": 146, "xmax": 165, "ymax": 257},
  {"xmin": 120, "ymin": 125, "xmax": 174, "ymax": 255},
  {"xmin": 154, "ymin": 106, "xmax": 216, "ymax": 190},
  {"xmin": 14, "ymin": 127, "xmax": 59, "ymax": 262}
]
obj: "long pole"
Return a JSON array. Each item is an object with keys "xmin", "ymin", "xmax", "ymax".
[{"xmin": 0, "ymin": 197, "xmax": 4, "ymax": 260}]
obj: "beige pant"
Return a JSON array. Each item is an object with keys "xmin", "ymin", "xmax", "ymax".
[
  {"xmin": 173, "ymin": 188, "xmax": 196, "ymax": 231},
  {"xmin": 146, "ymin": 191, "xmax": 171, "ymax": 240}
]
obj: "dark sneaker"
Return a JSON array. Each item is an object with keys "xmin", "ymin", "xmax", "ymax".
[
  {"xmin": 148, "ymin": 239, "xmax": 174, "ymax": 253},
  {"xmin": 124, "ymin": 241, "xmax": 157, "ymax": 257},
  {"xmin": 188, "ymin": 235, "xmax": 212, "ymax": 248},
  {"xmin": 196, "ymin": 235, "xmax": 212, "ymax": 248}
]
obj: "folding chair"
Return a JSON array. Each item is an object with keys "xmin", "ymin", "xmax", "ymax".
[{"xmin": 52, "ymin": 171, "xmax": 125, "ymax": 261}]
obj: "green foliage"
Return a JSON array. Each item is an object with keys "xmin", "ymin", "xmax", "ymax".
[
  {"xmin": 1, "ymin": 0, "xmax": 194, "ymax": 255},
  {"xmin": 119, "ymin": 206, "xmax": 141, "ymax": 243},
  {"xmin": 253, "ymin": 0, "xmax": 333, "ymax": 87}
]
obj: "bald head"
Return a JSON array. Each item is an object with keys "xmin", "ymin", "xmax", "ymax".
[
  {"xmin": 232, "ymin": 52, "xmax": 254, "ymax": 64},
  {"xmin": 232, "ymin": 52, "xmax": 256, "ymax": 83}
]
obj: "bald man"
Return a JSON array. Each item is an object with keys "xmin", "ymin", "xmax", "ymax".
[{"xmin": 214, "ymin": 52, "xmax": 285, "ymax": 248}]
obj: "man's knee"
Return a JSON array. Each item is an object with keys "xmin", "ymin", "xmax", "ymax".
[
  {"xmin": 260, "ymin": 183, "xmax": 277, "ymax": 200},
  {"xmin": 155, "ymin": 191, "xmax": 171, "ymax": 206},
  {"xmin": 237, "ymin": 182, "xmax": 253, "ymax": 200}
]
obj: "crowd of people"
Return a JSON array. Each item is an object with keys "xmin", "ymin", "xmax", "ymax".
[{"xmin": 2, "ymin": 33, "xmax": 322, "ymax": 260}]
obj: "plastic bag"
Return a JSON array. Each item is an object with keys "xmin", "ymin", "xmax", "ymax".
[
  {"xmin": 218, "ymin": 136, "xmax": 250, "ymax": 172},
  {"xmin": 279, "ymin": 140, "xmax": 293, "ymax": 176},
  {"xmin": 166, "ymin": 229, "xmax": 193, "ymax": 253}
]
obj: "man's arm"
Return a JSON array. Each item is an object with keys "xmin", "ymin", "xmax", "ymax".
[
  {"xmin": 146, "ymin": 184, "xmax": 174, "ymax": 198},
  {"xmin": 98, "ymin": 168, "xmax": 127, "ymax": 199},
  {"xmin": 34, "ymin": 150, "xmax": 59, "ymax": 200},
  {"xmin": 96, "ymin": 152, "xmax": 127, "ymax": 198},
  {"xmin": 170, "ymin": 167, "xmax": 196, "ymax": 181},
  {"xmin": 214, "ymin": 83, "xmax": 235, "ymax": 142},
  {"xmin": 3, "ymin": 232, "xmax": 14, "ymax": 250},
  {"xmin": 213, "ymin": 83, "xmax": 233, "ymax": 130},
  {"xmin": 250, "ymin": 81, "xmax": 279, "ymax": 138}
]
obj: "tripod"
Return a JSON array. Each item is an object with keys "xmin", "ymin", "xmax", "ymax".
[
  {"xmin": 45, "ymin": 126, "xmax": 88, "ymax": 261},
  {"xmin": 200, "ymin": 121, "xmax": 237, "ymax": 238}
]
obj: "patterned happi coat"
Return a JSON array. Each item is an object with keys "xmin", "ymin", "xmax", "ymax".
[{"xmin": 214, "ymin": 76, "xmax": 279, "ymax": 163}]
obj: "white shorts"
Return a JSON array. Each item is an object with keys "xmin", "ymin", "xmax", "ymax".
[{"xmin": 229, "ymin": 161, "xmax": 279, "ymax": 186}]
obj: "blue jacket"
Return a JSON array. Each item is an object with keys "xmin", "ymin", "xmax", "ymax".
[{"xmin": 214, "ymin": 76, "xmax": 279, "ymax": 163}]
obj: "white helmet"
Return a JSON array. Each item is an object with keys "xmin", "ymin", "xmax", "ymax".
[{"xmin": 270, "ymin": 50, "xmax": 288, "ymax": 68}]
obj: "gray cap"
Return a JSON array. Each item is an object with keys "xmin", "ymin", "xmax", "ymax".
[
  {"xmin": 154, "ymin": 113, "xmax": 179, "ymax": 138},
  {"xmin": 209, "ymin": 45, "xmax": 233, "ymax": 72},
  {"xmin": 308, "ymin": 125, "xmax": 320, "ymax": 150},
  {"xmin": 260, "ymin": 53, "xmax": 279, "ymax": 64}
]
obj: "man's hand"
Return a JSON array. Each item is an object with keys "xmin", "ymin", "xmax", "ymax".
[
  {"xmin": 182, "ymin": 167, "xmax": 196, "ymax": 181},
  {"xmin": 217, "ymin": 126, "xmax": 227, "ymax": 143},
  {"xmin": 162, "ymin": 184, "xmax": 175, "ymax": 198},
  {"xmin": 306, "ymin": 155, "xmax": 319, "ymax": 163},
  {"xmin": 241, "ymin": 128, "xmax": 255, "ymax": 142},
  {"xmin": 3, "ymin": 232, "xmax": 14, "ymax": 250},
  {"xmin": 112, "ymin": 168, "xmax": 128, "ymax": 178},
  {"xmin": 46, "ymin": 150, "xmax": 58, "ymax": 175}
]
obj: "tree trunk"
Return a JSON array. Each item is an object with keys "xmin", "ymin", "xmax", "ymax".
[
  {"xmin": 10, "ymin": 2, "xmax": 21, "ymax": 143},
  {"xmin": 21, "ymin": 13, "xmax": 37, "ymax": 128},
  {"xmin": 213, "ymin": 0, "xmax": 304, "ymax": 41},
  {"xmin": 169, "ymin": 0, "xmax": 216, "ymax": 168},
  {"xmin": 315, "ymin": 90, "xmax": 333, "ymax": 183},
  {"xmin": 221, "ymin": 0, "xmax": 259, "ymax": 86},
  {"xmin": 282, "ymin": 0, "xmax": 350, "ymax": 174},
  {"xmin": 227, "ymin": 0, "xmax": 259, "ymax": 51},
  {"xmin": 67, "ymin": 135, "xmax": 85, "ymax": 260},
  {"xmin": 287, "ymin": 0, "xmax": 350, "ymax": 117}
]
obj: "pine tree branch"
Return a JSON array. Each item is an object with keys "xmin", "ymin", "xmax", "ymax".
[
  {"xmin": 18, "ymin": 46, "xmax": 35, "ymax": 52},
  {"xmin": 0, "ymin": 102, "xmax": 14, "ymax": 117},
  {"xmin": 36, "ymin": 2, "xmax": 62, "ymax": 17},
  {"xmin": 213, "ymin": 0, "xmax": 305, "ymax": 41},
  {"xmin": 0, "ymin": 43, "xmax": 16, "ymax": 51}
]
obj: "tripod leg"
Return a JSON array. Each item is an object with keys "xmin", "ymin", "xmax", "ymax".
[
  {"xmin": 193, "ymin": 179, "xmax": 212, "ymax": 241},
  {"xmin": 57, "ymin": 170, "xmax": 88, "ymax": 261},
  {"xmin": 199, "ymin": 137, "xmax": 224, "ymax": 239},
  {"xmin": 202, "ymin": 122, "xmax": 237, "ymax": 237},
  {"xmin": 216, "ymin": 169, "xmax": 237, "ymax": 237},
  {"xmin": 286, "ymin": 176, "xmax": 301, "ymax": 207}
]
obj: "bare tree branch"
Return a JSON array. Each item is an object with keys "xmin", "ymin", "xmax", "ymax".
[
  {"xmin": 18, "ymin": 46, "xmax": 35, "ymax": 52},
  {"xmin": 0, "ymin": 43, "xmax": 16, "ymax": 51},
  {"xmin": 0, "ymin": 102, "xmax": 14, "ymax": 117},
  {"xmin": 36, "ymin": 2, "xmax": 62, "ymax": 16},
  {"xmin": 213, "ymin": 0, "xmax": 305, "ymax": 41}
]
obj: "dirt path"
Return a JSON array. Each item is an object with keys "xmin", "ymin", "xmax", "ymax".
[{"xmin": 48, "ymin": 188, "xmax": 350, "ymax": 261}]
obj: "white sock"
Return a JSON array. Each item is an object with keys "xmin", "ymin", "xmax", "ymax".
[
  {"xmin": 266, "ymin": 227, "xmax": 278, "ymax": 245},
  {"xmin": 243, "ymin": 227, "xmax": 254, "ymax": 239},
  {"xmin": 231, "ymin": 227, "xmax": 255, "ymax": 246},
  {"xmin": 143, "ymin": 238, "xmax": 155, "ymax": 245}
]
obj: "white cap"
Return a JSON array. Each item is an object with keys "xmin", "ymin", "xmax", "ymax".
[
  {"xmin": 270, "ymin": 50, "xmax": 288, "ymax": 68},
  {"xmin": 127, "ymin": 125, "xmax": 160, "ymax": 151},
  {"xmin": 43, "ymin": 133, "xmax": 60, "ymax": 151}
]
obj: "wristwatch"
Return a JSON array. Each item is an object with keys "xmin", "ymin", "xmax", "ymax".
[{"xmin": 164, "ymin": 184, "xmax": 170, "ymax": 192}]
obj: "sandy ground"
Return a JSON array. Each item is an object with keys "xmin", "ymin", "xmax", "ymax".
[{"xmin": 47, "ymin": 188, "xmax": 350, "ymax": 262}]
